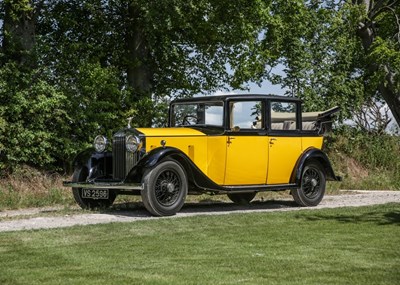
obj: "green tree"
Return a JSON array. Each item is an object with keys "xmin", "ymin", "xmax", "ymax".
[
  {"xmin": 353, "ymin": 0, "xmax": 400, "ymax": 126},
  {"xmin": 0, "ymin": 1, "xmax": 70, "ymax": 171},
  {"xmin": 232, "ymin": 1, "xmax": 367, "ymax": 119},
  {"xmin": 2, "ymin": 0, "xmax": 397, "ymax": 173},
  {"xmin": 1, "ymin": 0, "xmax": 36, "ymax": 67},
  {"xmin": 239, "ymin": 0, "xmax": 399, "ymax": 125},
  {"xmin": 0, "ymin": 0, "xmax": 271, "ymax": 171}
]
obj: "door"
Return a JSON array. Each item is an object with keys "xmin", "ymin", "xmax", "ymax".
[
  {"xmin": 267, "ymin": 136, "xmax": 301, "ymax": 184},
  {"xmin": 224, "ymin": 100, "xmax": 268, "ymax": 185},
  {"xmin": 224, "ymin": 136, "xmax": 269, "ymax": 185},
  {"xmin": 267, "ymin": 100, "xmax": 302, "ymax": 184}
]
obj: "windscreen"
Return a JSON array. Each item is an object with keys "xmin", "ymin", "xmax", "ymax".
[{"xmin": 171, "ymin": 102, "xmax": 224, "ymax": 127}]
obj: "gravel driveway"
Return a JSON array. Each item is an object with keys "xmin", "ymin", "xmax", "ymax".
[{"xmin": 0, "ymin": 190, "xmax": 399, "ymax": 232}]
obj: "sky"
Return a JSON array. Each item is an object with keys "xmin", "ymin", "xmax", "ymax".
[
  {"xmin": 234, "ymin": 81, "xmax": 286, "ymax": 96},
  {"xmin": 215, "ymin": 62, "xmax": 288, "ymax": 96}
]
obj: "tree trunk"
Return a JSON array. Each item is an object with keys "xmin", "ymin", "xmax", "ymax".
[
  {"xmin": 354, "ymin": 0, "xmax": 400, "ymax": 127},
  {"xmin": 125, "ymin": 2, "xmax": 154, "ymax": 127},
  {"xmin": 379, "ymin": 69, "xmax": 400, "ymax": 127},
  {"xmin": 2, "ymin": 0, "xmax": 36, "ymax": 67},
  {"xmin": 126, "ymin": 2, "xmax": 152, "ymax": 97}
]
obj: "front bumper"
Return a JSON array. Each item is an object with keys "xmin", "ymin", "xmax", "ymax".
[{"xmin": 63, "ymin": 181, "xmax": 143, "ymax": 190}]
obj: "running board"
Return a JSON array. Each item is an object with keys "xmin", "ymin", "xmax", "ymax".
[
  {"xmin": 63, "ymin": 181, "xmax": 143, "ymax": 190},
  {"xmin": 208, "ymin": 183, "xmax": 298, "ymax": 194},
  {"xmin": 63, "ymin": 181, "xmax": 298, "ymax": 194}
]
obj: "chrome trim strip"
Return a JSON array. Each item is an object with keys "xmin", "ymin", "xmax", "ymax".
[{"xmin": 63, "ymin": 181, "xmax": 143, "ymax": 190}]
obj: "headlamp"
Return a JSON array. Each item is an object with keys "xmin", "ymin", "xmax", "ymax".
[
  {"xmin": 126, "ymin": 135, "xmax": 141, "ymax": 153},
  {"xmin": 93, "ymin": 135, "xmax": 108, "ymax": 153}
]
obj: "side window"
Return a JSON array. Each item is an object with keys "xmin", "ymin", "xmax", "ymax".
[
  {"xmin": 230, "ymin": 101, "xmax": 263, "ymax": 130},
  {"xmin": 270, "ymin": 101, "xmax": 298, "ymax": 131},
  {"xmin": 204, "ymin": 104, "xmax": 223, "ymax": 126}
]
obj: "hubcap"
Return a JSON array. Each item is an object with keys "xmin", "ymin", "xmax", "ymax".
[
  {"xmin": 302, "ymin": 168, "xmax": 321, "ymax": 199},
  {"xmin": 311, "ymin": 178, "xmax": 318, "ymax": 187},
  {"xmin": 166, "ymin": 182, "xmax": 175, "ymax": 193},
  {"xmin": 155, "ymin": 170, "xmax": 181, "ymax": 206}
]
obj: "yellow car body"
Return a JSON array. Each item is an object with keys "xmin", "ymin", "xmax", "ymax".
[
  {"xmin": 64, "ymin": 94, "xmax": 341, "ymax": 216},
  {"xmin": 139, "ymin": 128, "xmax": 323, "ymax": 186}
]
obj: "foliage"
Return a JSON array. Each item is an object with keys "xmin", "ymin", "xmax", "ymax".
[
  {"xmin": 367, "ymin": 36, "xmax": 400, "ymax": 95},
  {"xmin": 0, "ymin": 63, "xmax": 71, "ymax": 170},
  {"xmin": 328, "ymin": 126, "xmax": 400, "ymax": 170},
  {"xmin": 3, "ymin": 0, "xmax": 271, "ymax": 170},
  {"xmin": 348, "ymin": 0, "xmax": 400, "ymax": 125},
  {"xmin": 239, "ymin": 1, "xmax": 367, "ymax": 119},
  {"xmin": 0, "ymin": 0, "xmax": 399, "ymax": 173},
  {"xmin": 325, "ymin": 125, "xmax": 400, "ymax": 190},
  {"xmin": 231, "ymin": 0, "xmax": 399, "ymax": 125},
  {"xmin": 0, "ymin": 0, "xmax": 269, "ymax": 171},
  {"xmin": 2, "ymin": 0, "xmax": 33, "ymax": 17},
  {"xmin": 36, "ymin": 0, "xmax": 268, "ymax": 96},
  {"xmin": 0, "ymin": 204, "xmax": 399, "ymax": 284}
]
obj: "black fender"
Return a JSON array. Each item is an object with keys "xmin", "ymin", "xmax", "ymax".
[
  {"xmin": 125, "ymin": 147, "xmax": 223, "ymax": 191},
  {"xmin": 72, "ymin": 149, "xmax": 113, "ymax": 180},
  {"xmin": 290, "ymin": 148, "xmax": 340, "ymax": 184}
]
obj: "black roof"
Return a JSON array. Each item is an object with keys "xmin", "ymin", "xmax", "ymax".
[{"xmin": 171, "ymin": 94, "xmax": 301, "ymax": 104}]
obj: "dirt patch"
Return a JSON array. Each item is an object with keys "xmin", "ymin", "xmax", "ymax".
[
  {"xmin": 0, "ymin": 190, "xmax": 399, "ymax": 232},
  {"xmin": 346, "ymin": 158, "xmax": 369, "ymax": 179}
]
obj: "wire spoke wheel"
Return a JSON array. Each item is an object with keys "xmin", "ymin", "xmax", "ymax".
[
  {"xmin": 301, "ymin": 168, "xmax": 321, "ymax": 199},
  {"xmin": 155, "ymin": 169, "xmax": 182, "ymax": 206},
  {"xmin": 142, "ymin": 160, "xmax": 188, "ymax": 216},
  {"xmin": 292, "ymin": 161, "xmax": 326, "ymax": 207}
]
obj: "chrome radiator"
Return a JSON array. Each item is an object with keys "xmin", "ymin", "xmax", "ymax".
[{"xmin": 112, "ymin": 135, "xmax": 138, "ymax": 180}]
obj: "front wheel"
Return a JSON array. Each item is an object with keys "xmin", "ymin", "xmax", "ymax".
[
  {"xmin": 141, "ymin": 160, "xmax": 188, "ymax": 216},
  {"xmin": 72, "ymin": 167, "xmax": 116, "ymax": 209},
  {"xmin": 292, "ymin": 161, "xmax": 326, "ymax": 207}
]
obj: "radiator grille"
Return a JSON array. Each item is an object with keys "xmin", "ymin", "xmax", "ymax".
[{"xmin": 113, "ymin": 135, "xmax": 138, "ymax": 180}]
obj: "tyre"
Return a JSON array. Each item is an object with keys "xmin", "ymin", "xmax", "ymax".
[
  {"xmin": 72, "ymin": 167, "xmax": 116, "ymax": 209},
  {"xmin": 227, "ymin": 192, "xmax": 256, "ymax": 204},
  {"xmin": 292, "ymin": 161, "xmax": 326, "ymax": 206},
  {"xmin": 141, "ymin": 160, "xmax": 188, "ymax": 216}
]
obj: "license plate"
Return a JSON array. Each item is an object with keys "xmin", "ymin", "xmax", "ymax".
[{"xmin": 81, "ymin": 189, "xmax": 109, "ymax": 199}]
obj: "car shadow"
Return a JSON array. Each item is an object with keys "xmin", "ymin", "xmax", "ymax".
[
  {"xmin": 181, "ymin": 199, "xmax": 299, "ymax": 213},
  {"xmin": 104, "ymin": 199, "xmax": 299, "ymax": 218},
  {"xmin": 295, "ymin": 209, "xmax": 400, "ymax": 226}
]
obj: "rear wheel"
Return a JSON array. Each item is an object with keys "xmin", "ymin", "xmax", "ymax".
[
  {"xmin": 72, "ymin": 167, "xmax": 116, "ymax": 209},
  {"xmin": 227, "ymin": 192, "xmax": 257, "ymax": 204},
  {"xmin": 141, "ymin": 160, "xmax": 188, "ymax": 216},
  {"xmin": 292, "ymin": 161, "xmax": 326, "ymax": 206}
]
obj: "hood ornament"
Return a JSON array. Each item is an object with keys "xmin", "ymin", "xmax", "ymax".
[{"xmin": 127, "ymin": 117, "xmax": 133, "ymax": 129}]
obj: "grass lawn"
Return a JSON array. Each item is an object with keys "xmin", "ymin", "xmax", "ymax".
[{"xmin": 0, "ymin": 203, "xmax": 399, "ymax": 285}]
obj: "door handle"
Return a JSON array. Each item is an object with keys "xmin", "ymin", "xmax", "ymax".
[{"xmin": 269, "ymin": 138, "xmax": 277, "ymax": 145}]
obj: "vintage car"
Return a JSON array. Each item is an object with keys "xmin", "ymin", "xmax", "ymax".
[{"xmin": 63, "ymin": 94, "xmax": 341, "ymax": 216}]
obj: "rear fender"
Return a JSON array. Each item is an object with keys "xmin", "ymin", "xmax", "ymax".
[{"xmin": 291, "ymin": 148, "xmax": 340, "ymax": 184}]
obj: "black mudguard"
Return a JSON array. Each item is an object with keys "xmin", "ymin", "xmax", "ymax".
[
  {"xmin": 125, "ymin": 147, "xmax": 222, "ymax": 191},
  {"xmin": 72, "ymin": 149, "xmax": 113, "ymax": 180},
  {"xmin": 291, "ymin": 148, "xmax": 341, "ymax": 184}
]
